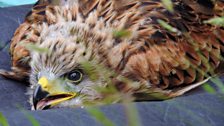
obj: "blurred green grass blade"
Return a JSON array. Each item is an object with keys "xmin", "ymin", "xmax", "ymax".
[
  {"xmin": 25, "ymin": 43, "xmax": 49, "ymax": 54},
  {"xmin": 161, "ymin": 0, "xmax": 174, "ymax": 12},
  {"xmin": 210, "ymin": 77, "xmax": 224, "ymax": 93},
  {"xmin": 202, "ymin": 83, "xmax": 216, "ymax": 94},
  {"xmin": 86, "ymin": 107, "xmax": 115, "ymax": 126},
  {"xmin": 81, "ymin": 61, "xmax": 99, "ymax": 81},
  {"xmin": 17, "ymin": 105, "xmax": 40, "ymax": 126},
  {"xmin": 20, "ymin": 43, "xmax": 49, "ymax": 54},
  {"xmin": 0, "ymin": 112, "xmax": 9, "ymax": 126},
  {"xmin": 23, "ymin": 112, "xmax": 40, "ymax": 126},
  {"xmin": 157, "ymin": 19, "xmax": 180, "ymax": 33},
  {"xmin": 124, "ymin": 103, "xmax": 141, "ymax": 126},
  {"xmin": 113, "ymin": 29, "xmax": 131, "ymax": 38},
  {"xmin": 21, "ymin": 109, "xmax": 40, "ymax": 126},
  {"xmin": 204, "ymin": 16, "xmax": 224, "ymax": 27}
]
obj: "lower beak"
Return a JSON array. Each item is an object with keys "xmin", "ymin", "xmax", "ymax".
[{"xmin": 33, "ymin": 85, "xmax": 76, "ymax": 110}]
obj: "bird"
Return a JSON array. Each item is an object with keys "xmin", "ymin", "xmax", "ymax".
[{"xmin": 0, "ymin": 0, "xmax": 224, "ymax": 110}]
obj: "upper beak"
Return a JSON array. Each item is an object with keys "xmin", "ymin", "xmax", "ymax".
[
  {"xmin": 32, "ymin": 77, "xmax": 76, "ymax": 110},
  {"xmin": 33, "ymin": 85, "xmax": 50, "ymax": 110}
]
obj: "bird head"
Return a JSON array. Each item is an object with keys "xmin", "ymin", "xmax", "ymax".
[{"xmin": 29, "ymin": 21, "xmax": 112, "ymax": 110}]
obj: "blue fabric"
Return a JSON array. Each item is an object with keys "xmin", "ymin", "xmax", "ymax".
[{"xmin": 0, "ymin": 5, "xmax": 224, "ymax": 126}]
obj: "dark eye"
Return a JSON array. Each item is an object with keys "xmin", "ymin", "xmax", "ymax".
[{"xmin": 66, "ymin": 70, "xmax": 83, "ymax": 84}]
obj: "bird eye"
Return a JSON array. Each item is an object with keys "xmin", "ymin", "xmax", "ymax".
[{"xmin": 66, "ymin": 70, "xmax": 83, "ymax": 84}]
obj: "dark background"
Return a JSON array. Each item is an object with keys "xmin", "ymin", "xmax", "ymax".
[{"xmin": 0, "ymin": 5, "xmax": 224, "ymax": 126}]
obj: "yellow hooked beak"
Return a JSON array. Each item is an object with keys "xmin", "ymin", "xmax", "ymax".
[{"xmin": 33, "ymin": 76, "xmax": 76, "ymax": 110}]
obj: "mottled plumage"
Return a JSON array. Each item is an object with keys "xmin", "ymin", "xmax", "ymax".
[{"xmin": 0, "ymin": 0, "xmax": 224, "ymax": 110}]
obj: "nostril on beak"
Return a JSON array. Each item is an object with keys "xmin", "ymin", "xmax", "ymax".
[
  {"xmin": 42, "ymin": 85, "xmax": 48, "ymax": 90},
  {"xmin": 33, "ymin": 85, "xmax": 49, "ymax": 110}
]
